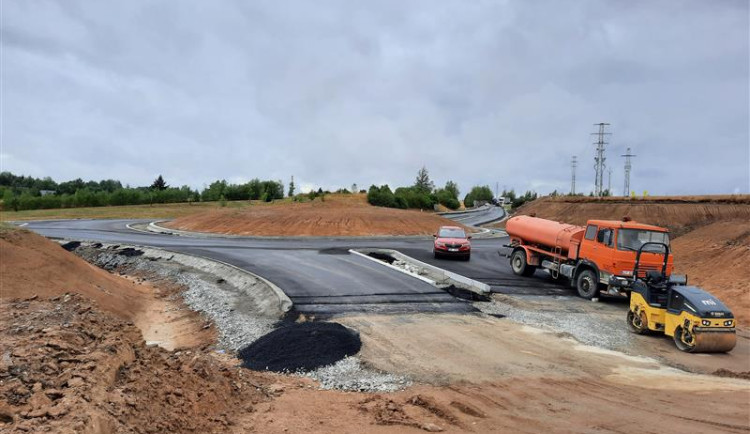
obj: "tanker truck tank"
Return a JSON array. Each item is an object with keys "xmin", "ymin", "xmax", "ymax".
[{"xmin": 505, "ymin": 215, "xmax": 585, "ymax": 257}]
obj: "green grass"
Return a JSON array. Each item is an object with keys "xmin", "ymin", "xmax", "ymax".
[{"xmin": 0, "ymin": 199, "xmax": 295, "ymax": 222}]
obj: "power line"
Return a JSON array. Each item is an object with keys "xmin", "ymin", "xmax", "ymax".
[
  {"xmin": 621, "ymin": 147, "xmax": 637, "ymax": 196},
  {"xmin": 570, "ymin": 156, "xmax": 577, "ymax": 195},
  {"xmin": 591, "ymin": 123, "xmax": 611, "ymax": 197}
]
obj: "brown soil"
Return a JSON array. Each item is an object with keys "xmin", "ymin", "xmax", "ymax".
[
  {"xmin": 0, "ymin": 228, "xmax": 214, "ymax": 350},
  {"xmin": 671, "ymin": 220, "xmax": 750, "ymax": 326},
  {"xmin": 501, "ymin": 195, "xmax": 750, "ymax": 236},
  {"xmin": 165, "ymin": 194, "xmax": 468, "ymax": 237},
  {"xmin": 3, "ymin": 297, "xmax": 748, "ymax": 434},
  {"xmin": 497, "ymin": 196, "xmax": 750, "ymax": 325}
]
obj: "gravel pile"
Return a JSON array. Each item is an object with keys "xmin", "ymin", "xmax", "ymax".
[
  {"xmin": 72, "ymin": 243, "xmax": 275, "ymax": 351},
  {"xmin": 302, "ymin": 356, "xmax": 411, "ymax": 392},
  {"xmin": 239, "ymin": 322, "xmax": 361, "ymax": 372},
  {"xmin": 474, "ymin": 297, "xmax": 634, "ymax": 351}
]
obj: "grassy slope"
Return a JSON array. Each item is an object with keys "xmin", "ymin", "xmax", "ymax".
[{"xmin": 0, "ymin": 198, "xmax": 291, "ymax": 221}]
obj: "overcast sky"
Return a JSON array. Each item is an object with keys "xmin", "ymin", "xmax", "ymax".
[{"xmin": 1, "ymin": 0, "xmax": 748, "ymax": 196}]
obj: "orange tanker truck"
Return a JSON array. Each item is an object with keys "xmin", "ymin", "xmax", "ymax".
[{"xmin": 504, "ymin": 215, "xmax": 673, "ymax": 299}]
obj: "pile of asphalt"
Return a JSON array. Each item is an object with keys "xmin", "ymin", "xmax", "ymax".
[{"xmin": 239, "ymin": 322, "xmax": 361, "ymax": 372}]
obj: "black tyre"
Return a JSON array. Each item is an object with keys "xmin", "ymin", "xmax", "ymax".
[
  {"xmin": 576, "ymin": 269, "xmax": 599, "ymax": 299},
  {"xmin": 626, "ymin": 310, "xmax": 648, "ymax": 334},
  {"xmin": 510, "ymin": 250, "xmax": 536, "ymax": 276},
  {"xmin": 673, "ymin": 327, "xmax": 696, "ymax": 352},
  {"xmin": 433, "ymin": 251, "xmax": 440, "ymax": 259},
  {"xmin": 464, "ymin": 253, "xmax": 471, "ymax": 261}
]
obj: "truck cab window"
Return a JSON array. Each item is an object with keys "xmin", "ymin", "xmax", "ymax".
[
  {"xmin": 585, "ymin": 225, "xmax": 597, "ymax": 240},
  {"xmin": 596, "ymin": 228, "xmax": 613, "ymax": 246}
]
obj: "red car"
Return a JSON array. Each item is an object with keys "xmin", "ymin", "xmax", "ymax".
[{"xmin": 433, "ymin": 226, "xmax": 472, "ymax": 260}]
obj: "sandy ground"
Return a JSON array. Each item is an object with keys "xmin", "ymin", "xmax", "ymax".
[
  {"xmin": 166, "ymin": 194, "xmax": 467, "ymax": 237},
  {"xmin": 494, "ymin": 196, "xmax": 750, "ymax": 327}
]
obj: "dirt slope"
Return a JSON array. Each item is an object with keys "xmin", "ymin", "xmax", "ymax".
[
  {"xmin": 671, "ymin": 220, "xmax": 750, "ymax": 325},
  {"xmin": 166, "ymin": 194, "xmax": 467, "ymax": 237},
  {"xmin": 507, "ymin": 195, "xmax": 750, "ymax": 236},
  {"xmin": 502, "ymin": 196, "xmax": 750, "ymax": 324},
  {"xmin": 0, "ymin": 227, "xmax": 145, "ymax": 319}
]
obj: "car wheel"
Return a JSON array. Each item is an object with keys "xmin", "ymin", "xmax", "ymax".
[
  {"xmin": 576, "ymin": 269, "xmax": 599, "ymax": 299},
  {"xmin": 464, "ymin": 253, "xmax": 471, "ymax": 261}
]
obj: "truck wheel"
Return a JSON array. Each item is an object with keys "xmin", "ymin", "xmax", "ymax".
[
  {"xmin": 510, "ymin": 250, "xmax": 536, "ymax": 276},
  {"xmin": 576, "ymin": 269, "xmax": 599, "ymax": 299}
]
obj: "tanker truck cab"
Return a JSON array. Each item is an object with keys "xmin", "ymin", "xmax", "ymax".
[
  {"xmin": 505, "ymin": 215, "xmax": 674, "ymax": 299},
  {"xmin": 579, "ymin": 220, "xmax": 674, "ymax": 295}
]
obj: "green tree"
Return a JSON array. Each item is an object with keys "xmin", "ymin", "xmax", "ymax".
[
  {"xmin": 151, "ymin": 175, "xmax": 168, "ymax": 191},
  {"xmin": 464, "ymin": 185, "xmax": 494, "ymax": 208},
  {"xmin": 288, "ymin": 176, "xmax": 295, "ymax": 197},
  {"xmin": 2, "ymin": 189, "xmax": 19, "ymax": 211},
  {"xmin": 444, "ymin": 181, "xmax": 459, "ymax": 199},
  {"xmin": 413, "ymin": 166, "xmax": 434, "ymax": 194}
]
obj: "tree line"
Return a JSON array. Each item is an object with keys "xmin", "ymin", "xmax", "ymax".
[
  {"xmin": 367, "ymin": 167, "xmax": 464, "ymax": 210},
  {"xmin": 0, "ymin": 172, "xmax": 284, "ymax": 211}
]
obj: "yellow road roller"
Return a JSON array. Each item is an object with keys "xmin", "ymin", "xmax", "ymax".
[{"xmin": 626, "ymin": 242, "xmax": 736, "ymax": 353}]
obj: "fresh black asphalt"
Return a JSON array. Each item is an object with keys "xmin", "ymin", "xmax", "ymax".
[{"xmin": 22, "ymin": 208, "xmax": 573, "ymax": 315}]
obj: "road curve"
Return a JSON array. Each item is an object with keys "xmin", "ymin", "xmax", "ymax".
[{"xmin": 22, "ymin": 211, "xmax": 567, "ymax": 316}]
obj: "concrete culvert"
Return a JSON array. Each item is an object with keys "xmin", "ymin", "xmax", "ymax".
[{"xmin": 239, "ymin": 322, "xmax": 361, "ymax": 372}]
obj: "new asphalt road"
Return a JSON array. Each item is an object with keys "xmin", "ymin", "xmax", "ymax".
[{"xmin": 22, "ymin": 207, "xmax": 570, "ymax": 315}]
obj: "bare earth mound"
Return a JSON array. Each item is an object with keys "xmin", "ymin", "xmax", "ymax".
[
  {"xmin": 0, "ymin": 227, "xmax": 145, "ymax": 319},
  {"xmin": 506, "ymin": 195, "xmax": 750, "ymax": 236},
  {"xmin": 502, "ymin": 196, "xmax": 750, "ymax": 324},
  {"xmin": 165, "ymin": 194, "xmax": 466, "ymax": 237},
  {"xmin": 671, "ymin": 220, "xmax": 750, "ymax": 326}
]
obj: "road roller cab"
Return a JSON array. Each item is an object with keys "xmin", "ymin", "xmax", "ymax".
[{"xmin": 627, "ymin": 243, "xmax": 736, "ymax": 353}]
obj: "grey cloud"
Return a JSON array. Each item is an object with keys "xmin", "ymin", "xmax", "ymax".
[{"xmin": 1, "ymin": 0, "xmax": 747, "ymax": 196}]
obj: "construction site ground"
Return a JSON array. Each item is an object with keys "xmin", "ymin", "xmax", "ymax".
[
  {"xmin": 2, "ymin": 196, "xmax": 749, "ymax": 433},
  {"xmin": 164, "ymin": 194, "xmax": 469, "ymax": 237}
]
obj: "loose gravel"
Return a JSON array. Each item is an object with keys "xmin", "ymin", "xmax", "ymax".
[
  {"xmin": 474, "ymin": 295, "xmax": 634, "ymax": 351},
  {"xmin": 71, "ymin": 243, "xmax": 275, "ymax": 351},
  {"xmin": 302, "ymin": 356, "xmax": 412, "ymax": 392}
]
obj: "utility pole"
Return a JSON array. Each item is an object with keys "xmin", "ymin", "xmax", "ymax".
[
  {"xmin": 621, "ymin": 147, "xmax": 637, "ymax": 197},
  {"xmin": 570, "ymin": 156, "xmax": 577, "ymax": 195},
  {"xmin": 591, "ymin": 123, "xmax": 611, "ymax": 197},
  {"xmin": 607, "ymin": 167, "xmax": 612, "ymax": 195},
  {"xmin": 495, "ymin": 182, "xmax": 499, "ymax": 198}
]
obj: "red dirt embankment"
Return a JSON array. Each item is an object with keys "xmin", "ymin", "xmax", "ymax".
[
  {"xmin": 0, "ymin": 228, "xmax": 214, "ymax": 349},
  {"xmin": 166, "ymin": 194, "xmax": 466, "ymax": 237},
  {"xmin": 506, "ymin": 196, "xmax": 750, "ymax": 325},
  {"xmin": 0, "ymin": 228, "xmax": 145, "ymax": 318}
]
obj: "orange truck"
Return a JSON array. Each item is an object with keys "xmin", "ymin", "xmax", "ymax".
[{"xmin": 504, "ymin": 215, "xmax": 673, "ymax": 299}]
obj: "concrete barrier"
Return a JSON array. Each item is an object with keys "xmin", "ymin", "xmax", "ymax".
[{"xmin": 351, "ymin": 248, "xmax": 490, "ymax": 298}]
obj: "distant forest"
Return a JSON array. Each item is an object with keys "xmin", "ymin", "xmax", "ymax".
[{"xmin": 0, "ymin": 172, "xmax": 285, "ymax": 211}]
